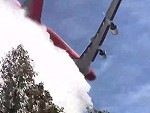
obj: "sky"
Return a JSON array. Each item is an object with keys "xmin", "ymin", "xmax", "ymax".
[
  {"xmin": 0, "ymin": 1, "xmax": 93, "ymax": 113},
  {"xmin": 9, "ymin": 0, "xmax": 150, "ymax": 113}
]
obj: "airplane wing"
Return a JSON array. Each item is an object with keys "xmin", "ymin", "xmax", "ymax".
[
  {"xmin": 75, "ymin": 0, "xmax": 122, "ymax": 73},
  {"xmin": 22, "ymin": 0, "xmax": 44, "ymax": 23}
]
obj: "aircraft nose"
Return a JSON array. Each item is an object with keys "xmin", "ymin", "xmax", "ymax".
[{"xmin": 85, "ymin": 69, "xmax": 96, "ymax": 81}]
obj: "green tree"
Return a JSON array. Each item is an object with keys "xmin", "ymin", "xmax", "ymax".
[
  {"xmin": 0, "ymin": 44, "xmax": 64, "ymax": 113},
  {"xmin": 26, "ymin": 82, "xmax": 64, "ymax": 113},
  {"xmin": 87, "ymin": 106, "xmax": 110, "ymax": 113}
]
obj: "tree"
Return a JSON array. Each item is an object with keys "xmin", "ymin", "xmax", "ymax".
[
  {"xmin": 0, "ymin": 44, "xmax": 64, "ymax": 113},
  {"xmin": 87, "ymin": 106, "xmax": 110, "ymax": 113},
  {"xmin": 26, "ymin": 82, "xmax": 64, "ymax": 113}
]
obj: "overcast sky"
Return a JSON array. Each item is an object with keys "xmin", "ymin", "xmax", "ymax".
[{"xmin": 20, "ymin": 0, "xmax": 150, "ymax": 113}]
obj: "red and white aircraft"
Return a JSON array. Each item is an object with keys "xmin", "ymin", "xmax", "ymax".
[{"xmin": 14, "ymin": 0, "xmax": 122, "ymax": 81}]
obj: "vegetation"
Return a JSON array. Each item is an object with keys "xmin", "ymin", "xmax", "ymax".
[
  {"xmin": 87, "ymin": 107, "xmax": 110, "ymax": 113},
  {"xmin": 0, "ymin": 45, "xmax": 64, "ymax": 113}
]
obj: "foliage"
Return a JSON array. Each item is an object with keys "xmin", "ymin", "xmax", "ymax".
[
  {"xmin": 87, "ymin": 106, "xmax": 110, "ymax": 113},
  {"xmin": 0, "ymin": 45, "xmax": 64, "ymax": 113}
]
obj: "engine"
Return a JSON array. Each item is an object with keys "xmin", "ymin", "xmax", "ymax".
[
  {"xmin": 99, "ymin": 49, "xmax": 106, "ymax": 58},
  {"xmin": 109, "ymin": 22, "xmax": 118, "ymax": 35}
]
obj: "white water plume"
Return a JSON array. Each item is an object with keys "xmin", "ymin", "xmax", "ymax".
[{"xmin": 0, "ymin": 0, "xmax": 93, "ymax": 113}]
